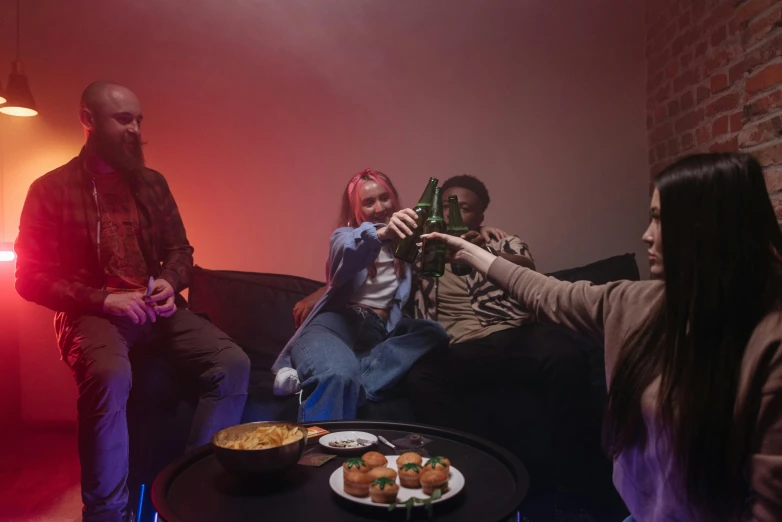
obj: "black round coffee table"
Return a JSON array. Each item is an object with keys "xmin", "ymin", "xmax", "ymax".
[{"xmin": 152, "ymin": 420, "xmax": 529, "ymax": 522}]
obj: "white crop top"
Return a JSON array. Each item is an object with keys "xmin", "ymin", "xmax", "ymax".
[{"xmin": 351, "ymin": 244, "xmax": 398, "ymax": 310}]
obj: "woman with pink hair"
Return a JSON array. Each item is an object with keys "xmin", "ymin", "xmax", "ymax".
[{"xmin": 272, "ymin": 168, "xmax": 449, "ymax": 421}]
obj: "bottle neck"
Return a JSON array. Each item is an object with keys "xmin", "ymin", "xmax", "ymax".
[
  {"xmin": 430, "ymin": 189, "xmax": 443, "ymax": 220},
  {"xmin": 448, "ymin": 204, "xmax": 465, "ymax": 229},
  {"xmin": 417, "ymin": 179, "xmax": 439, "ymax": 208}
]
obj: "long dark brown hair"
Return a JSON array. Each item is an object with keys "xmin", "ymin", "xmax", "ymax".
[
  {"xmin": 337, "ymin": 168, "xmax": 404, "ymax": 279},
  {"xmin": 605, "ymin": 153, "xmax": 782, "ymax": 517}
]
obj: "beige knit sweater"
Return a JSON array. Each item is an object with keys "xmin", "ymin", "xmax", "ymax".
[{"xmin": 488, "ymin": 257, "xmax": 782, "ymax": 521}]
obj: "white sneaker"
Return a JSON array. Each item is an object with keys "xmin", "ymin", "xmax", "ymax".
[{"xmin": 273, "ymin": 367, "xmax": 301, "ymax": 396}]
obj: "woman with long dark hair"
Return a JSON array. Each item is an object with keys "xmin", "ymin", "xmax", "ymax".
[
  {"xmin": 422, "ymin": 153, "xmax": 782, "ymax": 520},
  {"xmin": 272, "ymin": 168, "xmax": 449, "ymax": 421}
]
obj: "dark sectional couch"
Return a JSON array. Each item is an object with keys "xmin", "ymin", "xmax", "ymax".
[{"xmin": 127, "ymin": 253, "xmax": 640, "ymax": 507}]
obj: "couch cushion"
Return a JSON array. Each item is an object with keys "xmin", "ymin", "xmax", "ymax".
[
  {"xmin": 544, "ymin": 253, "xmax": 639, "ymax": 405},
  {"xmin": 189, "ymin": 266, "xmax": 324, "ymax": 369},
  {"xmin": 546, "ymin": 253, "xmax": 640, "ymax": 284}
]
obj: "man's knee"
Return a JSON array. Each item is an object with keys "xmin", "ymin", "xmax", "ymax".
[
  {"xmin": 211, "ymin": 342, "xmax": 251, "ymax": 395},
  {"xmin": 78, "ymin": 352, "xmax": 132, "ymax": 414}
]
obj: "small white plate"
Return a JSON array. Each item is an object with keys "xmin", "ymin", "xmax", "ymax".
[
  {"xmin": 329, "ymin": 455, "xmax": 465, "ymax": 508},
  {"xmin": 319, "ymin": 431, "xmax": 378, "ymax": 452}
]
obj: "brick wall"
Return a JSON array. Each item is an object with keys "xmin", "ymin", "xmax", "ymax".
[{"xmin": 646, "ymin": 0, "xmax": 782, "ymax": 215}]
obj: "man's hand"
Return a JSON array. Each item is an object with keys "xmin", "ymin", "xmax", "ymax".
[
  {"xmin": 480, "ymin": 226, "xmax": 508, "ymax": 242},
  {"xmin": 293, "ymin": 286, "xmax": 326, "ymax": 328},
  {"xmin": 103, "ymin": 291, "xmax": 157, "ymax": 324},
  {"xmin": 378, "ymin": 209, "xmax": 419, "ymax": 241},
  {"xmin": 460, "ymin": 230, "xmax": 487, "ymax": 249},
  {"xmin": 147, "ymin": 278, "xmax": 177, "ymax": 318}
]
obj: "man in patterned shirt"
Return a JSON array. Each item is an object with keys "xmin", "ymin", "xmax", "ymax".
[
  {"xmin": 15, "ymin": 81, "xmax": 250, "ymax": 522},
  {"xmin": 406, "ymin": 174, "xmax": 593, "ymax": 497}
]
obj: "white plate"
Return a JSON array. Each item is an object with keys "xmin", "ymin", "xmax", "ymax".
[
  {"xmin": 319, "ymin": 431, "xmax": 378, "ymax": 452},
  {"xmin": 329, "ymin": 455, "xmax": 465, "ymax": 508}
]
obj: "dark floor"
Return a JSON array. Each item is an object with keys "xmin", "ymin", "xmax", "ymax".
[
  {"xmin": 0, "ymin": 424, "xmax": 81, "ymax": 522},
  {"xmin": 519, "ymin": 474, "xmax": 630, "ymax": 522}
]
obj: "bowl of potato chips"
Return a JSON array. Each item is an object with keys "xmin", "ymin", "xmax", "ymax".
[{"xmin": 211, "ymin": 421, "xmax": 308, "ymax": 478}]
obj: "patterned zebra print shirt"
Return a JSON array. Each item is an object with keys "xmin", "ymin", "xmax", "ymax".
[{"xmin": 412, "ymin": 234, "xmax": 536, "ymax": 330}]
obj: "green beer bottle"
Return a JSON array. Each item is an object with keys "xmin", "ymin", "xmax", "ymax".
[
  {"xmin": 421, "ymin": 187, "xmax": 446, "ymax": 277},
  {"xmin": 394, "ymin": 177, "xmax": 439, "ymax": 263},
  {"xmin": 447, "ymin": 195, "xmax": 474, "ymax": 276}
]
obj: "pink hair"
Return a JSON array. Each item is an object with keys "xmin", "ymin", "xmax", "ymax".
[
  {"xmin": 338, "ymin": 168, "xmax": 405, "ymax": 278},
  {"xmin": 341, "ymin": 168, "xmax": 401, "ymax": 227}
]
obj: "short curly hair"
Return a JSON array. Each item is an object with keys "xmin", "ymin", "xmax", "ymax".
[{"xmin": 441, "ymin": 174, "xmax": 490, "ymax": 212}]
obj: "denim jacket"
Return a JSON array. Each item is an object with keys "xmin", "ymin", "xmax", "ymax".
[{"xmin": 271, "ymin": 222, "xmax": 411, "ymax": 373}]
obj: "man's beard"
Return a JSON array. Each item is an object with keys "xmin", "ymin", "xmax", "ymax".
[{"xmin": 90, "ymin": 132, "xmax": 146, "ymax": 174}]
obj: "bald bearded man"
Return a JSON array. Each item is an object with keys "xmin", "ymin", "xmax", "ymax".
[{"xmin": 15, "ymin": 81, "xmax": 250, "ymax": 522}]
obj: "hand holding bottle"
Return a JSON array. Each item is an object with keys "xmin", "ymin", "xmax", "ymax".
[
  {"xmin": 394, "ymin": 177, "xmax": 439, "ymax": 263},
  {"xmin": 378, "ymin": 209, "xmax": 419, "ymax": 241},
  {"xmin": 460, "ymin": 230, "xmax": 487, "ymax": 248},
  {"xmin": 421, "ymin": 187, "xmax": 446, "ymax": 277}
]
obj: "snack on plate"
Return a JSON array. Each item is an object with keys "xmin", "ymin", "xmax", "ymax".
[
  {"xmin": 343, "ymin": 458, "xmax": 369, "ymax": 476},
  {"xmin": 218, "ymin": 424, "xmax": 303, "ymax": 450},
  {"xmin": 344, "ymin": 470, "xmax": 372, "ymax": 497},
  {"xmin": 362, "ymin": 451, "xmax": 388, "ymax": 469},
  {"xmin": 396, "ymin": 452, "xmax": 423, "ymax": 466},
  {"xmin": 420, "ymin": 470, "xmax": 449, "ymax": 495},
  {"xmin": 370, "ymin": 477, "xmax": 399, "ymax": 504},
  {"xmin": 422, "ymin": 456, "xmax": 451, "ymax": 475},
  {"xmin": 328, "ymin": 437, "xmax": 371, "ymax": 449},
  {"xmin": 367, "ymin": 467, "xmax": 397, "ymax": 481},
  {"xmin": 398, "ymin": 462, "xmax": 422, "ymax": 488}
]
